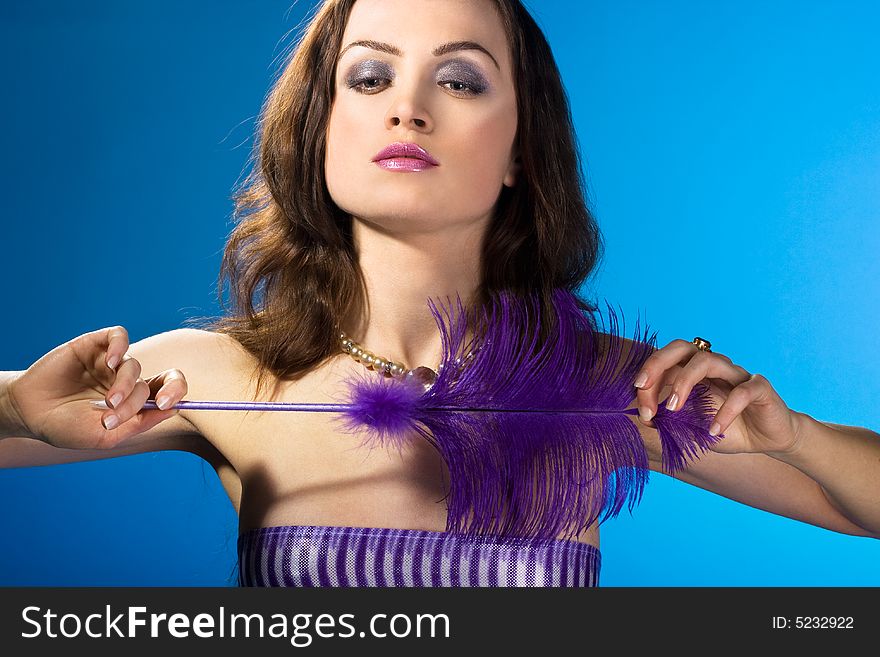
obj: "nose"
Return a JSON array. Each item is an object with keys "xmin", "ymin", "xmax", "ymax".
[{"xmin": 384, "ymin": 83, "xmax": 433, "ymax": 132}]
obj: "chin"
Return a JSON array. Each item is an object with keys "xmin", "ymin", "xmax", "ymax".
[
  {"xmin": 355, "ymin": 208, "xmax": 447, "ymax": 232},
  {"xmin": 340, "ymin": 190, "xmax": 443, "ymax": 224}
]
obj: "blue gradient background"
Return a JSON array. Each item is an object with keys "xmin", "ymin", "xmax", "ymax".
[{"xmin": 1, "ymin": 1, "xmax": 877, "ymax": 585}]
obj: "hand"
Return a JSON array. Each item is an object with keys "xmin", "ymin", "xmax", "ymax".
[
  {"xmin": 7, "ymin": 326, "xmax": 188, "ymax": 449},
  {"xmin": 633, "ymin": 339, "xmax": 803, "ymax": 455}
]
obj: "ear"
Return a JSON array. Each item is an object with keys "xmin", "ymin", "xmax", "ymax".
[{"xmin": 503, "ymin": 154, "xmax": 522, "ymax": 188}]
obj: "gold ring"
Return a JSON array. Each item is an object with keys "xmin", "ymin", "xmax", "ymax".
[{"xmin": 692, "ymin": 337, "xmax": 712, "ymax": 352}]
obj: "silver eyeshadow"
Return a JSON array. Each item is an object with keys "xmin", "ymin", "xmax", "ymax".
[{"xmin": 344, "ymin": 58, "xmax": 490, "ymax": 94}]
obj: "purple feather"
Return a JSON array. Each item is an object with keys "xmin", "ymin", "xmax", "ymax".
[
  {"xmin": 337, "ymin": 288, "xmax": 723, "ymax": 543},
  {"xmin": 335, "ymin": 370, "xmax": 424, "ymax": 452}
]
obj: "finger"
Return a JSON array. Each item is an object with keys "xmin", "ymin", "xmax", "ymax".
[
  {"xmin": 634, "ymin": 340, "xmax": 694, "ymax": 421},
  {"xmin": 69, "ymin": 325, "xmax": 130, "ymax": 385},
  {"xmin": 663, "ymin": 351, "xmax": 751, "ymax": 413},
  {"xmin": 637, "ymin": 366, "xmax": 679, "ymax": 428},
  {"xmin": 103, "ymin": 326, "xmax": 130, "ymax": 371},
  {"xmin": 100, "ymin": 407, "xmax": 181, "ymax": 445},
  {"xmin": 144, "ymin": 369, "xmax": 189, "ymax": 410},
  {"xmin": 633, "ymin": 339, "xmax": 692, "ymax": 410},
  {"xmin": 104, "ymin": 356, "xmax": 143, "ymax": 410},
  {"xmin": 101, "ymin": 377, "xmax": 150, "ymax": 431},
  {"xmin": 709, "ymin": 373, "xmax": 768, "ymax": 436},
  {"xmin": 634, "ymin": 339, "xmax": 740, "ymax": 417}
]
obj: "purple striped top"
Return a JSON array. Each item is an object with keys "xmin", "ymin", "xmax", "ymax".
[{"xmin": 238, "ymin": 525, "xmax": 601, "ymax": 587}]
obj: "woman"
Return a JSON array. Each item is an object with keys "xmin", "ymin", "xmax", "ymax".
[{"xmin": 1, "ymin": 0, "xmax": 878, "ymax": 586}]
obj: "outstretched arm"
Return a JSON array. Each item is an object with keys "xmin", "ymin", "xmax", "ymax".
[
  {"xmin": 620, "ymin": 335, "xmax": 880, "ymax": 539},
  {"xmin": 0, "ymin": 328, "xmax": 206, "ymax": 468},
  {"xmin": 768, "ymin": 415, "xmax": 880, "ymax": 538},
  {"xmin": 0, "ymin": 371, "xmax": 27, "ymax": 439},
  {"xmin": 638, "ymin": 406, "xmax": 879, "ymax": 538}
]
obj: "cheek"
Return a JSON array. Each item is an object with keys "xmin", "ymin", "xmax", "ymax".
[
  {"xmin": 326, "ymin": 104, "xmax": 364, "ymax": 177},
  {"xmin": 325, "ymin": 102, "xmax": 375, "ymax": 211},
  {"xmin": 448, "ymin": 106, "xmax": 517, "ymax": 197}
]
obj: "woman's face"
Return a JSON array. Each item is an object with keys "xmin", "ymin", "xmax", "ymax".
[{"xmin": 325, "ymin": 0, "xmax": 519, "ymax": 235}]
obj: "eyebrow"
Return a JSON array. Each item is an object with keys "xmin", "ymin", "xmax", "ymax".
[{"xmin": 338, "ymin": 39, "xmax": 500, "ymax": 70}]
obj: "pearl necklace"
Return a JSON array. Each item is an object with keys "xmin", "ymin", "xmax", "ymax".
[{"xmin": 338, "ymin": 331, "xmax": 439, "ymax": 389}]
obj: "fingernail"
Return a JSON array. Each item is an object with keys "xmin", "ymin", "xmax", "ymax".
[
  {"xmin": 709, "ymin": 422, "xmax": 721, "ymax": 436},
  {"xmin": 634, "ymin": 372, "xmax": 648, "ymax": 388},
  {"xmin": 109, "ymin": 393, "xmax": 123, "ymax": 408},
  {"xmin": 666, "ymin": 393, "xmax": 679, "ymax": 411},
  {"xmin": 155, "ymin": 396, "xmax": 171, "ymax": 410},
  {"xmin": 639, "ymin": 406, "xmax": 654, "ymax": 422},
  {"xmin": 103, "ymin": 415, "xmax": 119, "ymax": 430},
  {"xmin": 107, "ymin": 355, "xmax": 119, "ymax": 370}
]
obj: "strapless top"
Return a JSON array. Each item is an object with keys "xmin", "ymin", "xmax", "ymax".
[{"xmin": 237, "ymin": 524, "xmax": 601, "ymax": 587}]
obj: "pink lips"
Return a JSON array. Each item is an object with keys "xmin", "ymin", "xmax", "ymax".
[{"xmin": 372, "ymin": 142, "xmax": 439, "ymax": 172}]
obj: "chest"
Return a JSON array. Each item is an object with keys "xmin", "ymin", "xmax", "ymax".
[
  {"xmin": 196, "ymin": 365, "xmax": 453, "ymax": 533},
  {"xmin": 193, "ymin": 359, "xmax": 600, "ymax": 548}
]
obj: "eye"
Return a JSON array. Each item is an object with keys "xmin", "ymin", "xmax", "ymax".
[
  {"xmin": 349, "ymin": 77, "xmax": 481, "ymax": 97},
  {"xmin": 350, "ymin": 77, "xmax": 480, "ymax": 95},
  {"xmin": 349, "ymin": 77, "xmax": 391, "ymax": 94},
  {"xmin": 440, "ymin": 80, "xmax": 480, "ymax": 96}
]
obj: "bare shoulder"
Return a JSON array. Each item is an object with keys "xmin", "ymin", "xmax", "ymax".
[
  {"xmin": 128, "ymin": 328, "xmax": 260, "ymax": 391},
  {"xmin": 126, "ymin": 326, "xmax": 260, "ymax": 426},
  {"xmin": 100, "ymin": 327, "xmax": 260, "ymax": 462},
  {"xmin": 129, "ymin": 327, "xmax": 255, "ymax": 368},
  {"xmin": 593, "ymin": 330, "xmax": 656, "ymax": 363}
]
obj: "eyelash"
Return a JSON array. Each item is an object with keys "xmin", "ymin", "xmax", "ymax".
[{"xmin": 348, "ymin": 77, "xmax": 482, "ymax": 97}]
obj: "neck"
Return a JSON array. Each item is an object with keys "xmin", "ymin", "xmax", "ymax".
[{"xmin": 342, "ymin": 217, "xmax": 486, "ymax": 370}]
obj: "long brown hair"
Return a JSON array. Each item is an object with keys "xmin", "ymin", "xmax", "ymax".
[{"xmin": 190, "ymin": 0, "xmax": 604, "ymax": 400}]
